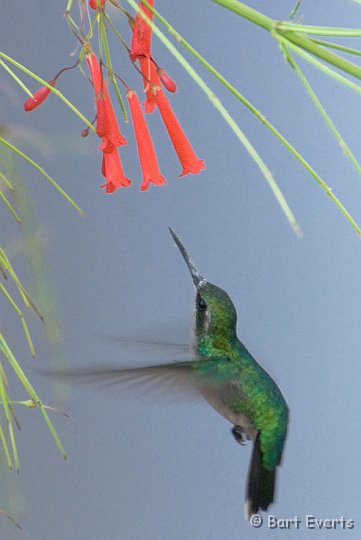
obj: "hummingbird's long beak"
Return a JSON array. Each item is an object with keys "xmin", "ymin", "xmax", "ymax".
[{"xmin": 169, "ymin": 228, "xmax": 204, "ymax": 287}]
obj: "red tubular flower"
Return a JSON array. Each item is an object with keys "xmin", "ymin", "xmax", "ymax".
[
  {"xmin": 126, "ymin": 89, "xmax": 166, "ymax": 191},
  {"xmin": 157, "ymin": 68, "xmax": 177, "ymax": 93},
  {"xmin": 130, "ymin": 0, "xmax": 154, "ymax": 62},
  {"xmin": 86, "ymin": 52, "xmax": 127, "ymax": 147},
  {"xmin": 139, "ymin": 57, "xmax": 160, "ymax": 114},
  {"xmin": 86, "ymin": 52, "xmax": 102, "ymax": 94},
  {"xmin": 99, "ymin": 136, "xmax": 113, "ymax": 154},
  {"xmin": 100, "ymin": 145, "xmax": 132, "ymax": 193},
  {"xmin": 101, "ymin": 85, "xmax": 127, "ymax": 147},
  {"xmin": 96, "ymin": 86, "xmax": 127, "ymax": 147},
  {"xmin": 23, "ymin": 79, "xmax": 55, "ymax": 112},
  {"xmin": 155, "ymin": 90, "xmax": 205, "ymax": 177},
  {"xmin": 89, "ymin": 0, "xmax": 106, "ymax": 9},
  {"xmin": 95, "ymin": 94, "xmax": 107, "ymax": 138}
]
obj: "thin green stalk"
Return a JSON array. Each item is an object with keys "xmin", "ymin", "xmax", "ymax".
[
  {"xmin": 0, "ymin": 283, "xmax": 36, "ymax": 356},
  {"xmin": 212, "ymin": 0, "xmax": 361, "ymax": 80},
  {"xmin": 99, "ymin": 11, "xmax": 128, "ymax": 121},
  {"xmin": 0, "ymin": 137, "xmax": 83, "ymax": 215},
  {"xmin": 0, "ymin": 191, "xmax": 21, "ymax": 222},
  {"xmin": 0, "ymin": 364, "xmax": 13, "ymax": 472},
  {"xmin": 104, "ymin": 13, "xmax": 131, "ymax": 55},
  {"xmin": 278, "ymin": 31, "xmax": 361, "ymax": 82},
  {"xmin": 0, "ymin": 422, "xmax": 13, "ymax": 470},
  {"xmin": 0, "ymin": 251, "xmax": 28, "ymax": 307},
  {"xmin": 310, "ymin": 38, "xmax": 361, "ymax": 58},
  {"xmin": 275, "ymin": 33, "xmax": 361, "ymax": 96},
  {"xmin": 290, "ymin": 0, "xmax": 301, "ymax": 20},
  {"xmin": 8, "ymin": 404, "xmax": 21, "ymax": 431},
  {"xmin": 212, "ymin": 0, "xmax": 272, "ymax": 30},
  {"xmin": 0, "ymin": 363, "xmax": 8, "ymax": 388},
  {"xmin": 0, "ymin": 59, "xmax": 33, "ymax": 99},
  {"xmin": 126, "ymin": 0, "xmax": 300, "ymax": 234},
  {"xmin": 8, "ymin": 421, "xmax": 19, "ymax": 472},
  {"xmin": 0, "ymin": 335, "xmax": 66, "ymax": 459},
  {"xmin": 0, "ymin": 247, "xmax": 36, "ymax": 313},
  {"xmin": 0, "ymin": 248, "xmax": 29, "ymax": 309},
  {"xmin": 0, "ymin": 368, "xmax": 19, "ymax": 471},
  {"xmin": 65, "ymin": 11, "xmax": 82, "ymax": 37},
  {"xmin": 0, "ymin": 247, "xmax": 44, "ymax": 322},
  {"xmin": 65, "ymin": 0, "xmax": 74, "ymax": 12},
  {"xmin": 0, "ymin": 171, "xmax": 15, "ymax": 191},
  {"xmin": 283, "ymin": 47, "xmax": 361, "ymax": 177},
  {"xmin": 0, "ymin": 51, "xmax": 95, "ymax": 132},
  {"xmin": 276, "ymin": 22, "xmax": 361, "ymax": 37}
]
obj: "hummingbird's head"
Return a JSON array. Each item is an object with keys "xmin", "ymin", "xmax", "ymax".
[
  {"xmin": 194, "ymin": 281, "xmax": 237, "ymax": 347},
  {"xmin": 169, "ymin": 228, "xmax": 238, "ymax": 351}
]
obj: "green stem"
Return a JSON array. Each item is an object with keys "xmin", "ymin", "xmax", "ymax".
[
  {"xmin": 0, "ymin": 171, "xmax": 15, "ymax": 191},
  {"xmin": 0, "ymin": 246, "xmax": 43, "ymax": 319},
  {"xmin": 0, "ymin": 283, "xmax": 36, "ymax": 356},
  {"xmin": 283, "ymin": 47, "xmax": 361, "ymax": 178},
  {"xmin": 104, "ymin": 12, "xmax": 130, "ymax": 53},
  {"xmin": 276, "ymin": 22, "xmax": 361, "ymax": 37},
  {"xmin": 0, "ymin": 422, "xmax": 13, "ymax": 470},
  {"xmin": 310, "ymin": 38, "xmax": 361, "ymax": 58},
  {"xmin": 65, "ymin": 0, "xmax": 74, "ymax": 12},
  {"xmin": 0, "ymin": 335, "xmax": 66, "ymax": 460},
  {"xmin": 99, "ymin": 11, "xmax": 128, "ymax": 121},
  {"xmin": 0, "ymin": 191, "xmax": 21, "ymax": 222},
  {"xmin": 276, "ymin": 34, "xmax": 361, "ymax": 96},
  {"xmin": 0, "ymin": 366, "xmax": 19, "ymax": 471},
  {"xmin": 0, "ymin": 59, "xmax": 33, "ymax": 98},
  {"xmin": 0, "ymin": 137, "xmax": 83, "ymax": 215},
  {"xmin": 212, "ymin": 0, "xmax": 361, "ymax": 80}
]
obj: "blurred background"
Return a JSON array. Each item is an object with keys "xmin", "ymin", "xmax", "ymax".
[{"xmin": 2, "ymin": 0, "xmax": 361, "ymax": 538}]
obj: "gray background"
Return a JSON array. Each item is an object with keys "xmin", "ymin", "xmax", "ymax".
[{"xmin": 2, "ymin": 0, "xmax": 361, "ymax": 538}]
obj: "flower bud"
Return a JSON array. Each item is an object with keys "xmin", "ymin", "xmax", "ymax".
[
  {"xmin": 23, "ymin": 79, "xmax": 56, "ymax": 112},
  {"xmin": 157, "ymin": 68, "xmax": 177, "ymax": 93}
]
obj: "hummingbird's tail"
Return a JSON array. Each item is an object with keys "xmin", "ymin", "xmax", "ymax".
[{"xmin": 245, "ymin": 433, "xmax": 276, "ymax": 520}]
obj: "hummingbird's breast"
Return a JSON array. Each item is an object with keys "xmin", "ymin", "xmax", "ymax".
[
  {"xmin": 190, "ymin": 339, "xmax": 258, "ymax": 440},
  {"xmin": 199, "ymin": 384, "xmax": 257, "ymax": 440}
]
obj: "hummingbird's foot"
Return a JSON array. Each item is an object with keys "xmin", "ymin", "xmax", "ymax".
[{"xmin": 232, "ymin": 425, "xmax": 246, "ymax": 446}]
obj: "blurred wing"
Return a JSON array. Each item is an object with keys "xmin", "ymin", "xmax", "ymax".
[
  {"xmin": 39, "ymin": 361, "xmax": 201, "ymax": 400},
  {"xmin": 98, "ymin": 335, "xmax": 190, "ymax": 354}
]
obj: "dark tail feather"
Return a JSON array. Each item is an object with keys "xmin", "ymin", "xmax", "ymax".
[{"xmin": 245, "ymin": 433, "xmax": 276, "ymax": 519}]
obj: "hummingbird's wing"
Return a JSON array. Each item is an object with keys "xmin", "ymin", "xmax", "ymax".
[
  {"xmin": 39, "ymin": 361, "xmax": 202, "ymax": 400},
  {"xmin": 96, "ymin": 335, "xmax": 189, "ymax": 354}
]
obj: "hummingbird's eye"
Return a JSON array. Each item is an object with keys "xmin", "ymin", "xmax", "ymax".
[{"xmin": 197, "ymin": 296, "xmax": 207, "ymax": 311}]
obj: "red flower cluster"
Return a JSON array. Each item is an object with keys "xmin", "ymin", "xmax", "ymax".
[
  {"xmin": 86, "ymin": 51, "xmax": 131, "ymax": 193},
  {"xmin": 23, "ymin": 1, "xmax": 205, "ymax": 194},
  {"xmin": 129, "ymin": 0, "xmax": 205, "ymax": 178}
]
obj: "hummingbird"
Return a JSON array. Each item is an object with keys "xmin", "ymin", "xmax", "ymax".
[
  {"xmin": 166, "ymin": 228, "xmax": 289, "ymax": 518},
  {"xmin": 58, "ymin": 228, "xmax": 289, "ymax": 519}
]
